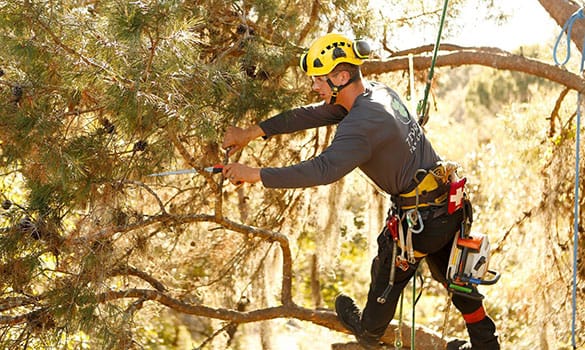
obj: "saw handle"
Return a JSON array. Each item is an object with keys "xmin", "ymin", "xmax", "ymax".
[
  {"xmin": 474, "ymin": 269, "xmax": 500, "ymax": 285},
  {"xmin": 204, "ymin": 164, "xmax": 224, "ymax": 173}
]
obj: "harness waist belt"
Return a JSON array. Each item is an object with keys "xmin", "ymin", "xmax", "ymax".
[{"xmin": 393, "ymin": 167, "xmax": 450, "ymax": 210}]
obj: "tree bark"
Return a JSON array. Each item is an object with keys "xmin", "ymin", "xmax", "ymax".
[
  {"xmin": 362, "ymin": 45, "xmax": 585, "ymax": 93},
  {"xmin": 96, "ymin": 289, "xmax": 447, "ymax": 349},
  {"xmin": 538, "ymin": 0, "xmax": 584, "ymax": 53}
]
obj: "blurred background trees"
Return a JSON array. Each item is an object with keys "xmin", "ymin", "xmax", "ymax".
[{"xmin": 0, "ymin": 0, "xmax": 582, "ymax": 349}]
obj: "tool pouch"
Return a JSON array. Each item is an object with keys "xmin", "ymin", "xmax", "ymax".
[{"xmin": 448, "ymin": 177, "xmax": 467, "ymax": 214}]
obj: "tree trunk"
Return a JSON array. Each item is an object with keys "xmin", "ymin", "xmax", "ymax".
[
  {"xmin": 310, "ymin": 254, "xmax": 322, "ymax": 309},
  {"xmin": 538, "ymin": 0, "xmax": 584, "ymax": 53}
]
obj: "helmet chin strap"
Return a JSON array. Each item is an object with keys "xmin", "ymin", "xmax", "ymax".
[{"xmin": 326, "ymin": 73, "xmax": 358, "ymax": 104}]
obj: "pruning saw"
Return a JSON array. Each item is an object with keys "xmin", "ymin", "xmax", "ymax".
[
  {"xmin": 147, "ymin": 147, "xmax": 232, "ymax": 178},
  {"xmin": 147, "ymin": 165, "xmax": 223, "ymax": 177}
]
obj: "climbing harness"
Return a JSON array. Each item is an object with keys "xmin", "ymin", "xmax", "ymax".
[
  {"xmin": 417, "ymin": 0, "xmax": 450, "ymax": 127},
  {"xmin": 553, "ymin": 8, "xmax": 584, "ymax": 350},
  {"xmin": 379, "ymin": 162, "xmax": 501, "ymax": 348},
  {"xmin": 378, "ymin": 162, "xmax": 455, "ymax": 350},
  {"xmin": 380, "ymin": 162, "xmax": 455, "ymax": 305}
]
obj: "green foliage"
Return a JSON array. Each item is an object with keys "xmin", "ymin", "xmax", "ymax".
[{"xmin": 0, "ymin": 0, "xmax": 325, "ymax": 346}]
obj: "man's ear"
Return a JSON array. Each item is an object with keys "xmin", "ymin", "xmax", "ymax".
[{"xmin": 338, "ymin": 70, "xmax": 351, "ymax": 85}]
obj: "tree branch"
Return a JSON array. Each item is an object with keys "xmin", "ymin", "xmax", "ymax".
[
  {"xmin": 0, "ymin": 297, "xmax": 37, "ymax": 312},
  {"xmin": 362, "ymin": 45, "xmax": 585, "ymax": 93},
  {"xmin": 94, "ymin": 288, "xmax": 446, "ymax": 349},
  {"xmin": 109, "ymin": 265, "xmax": 167, "ymax": 292},
  {"xmin": 549, "ymin": 88, "xmax": 571, "ymax": 137},
  {"xmin": 118, "ymin": 180, "xmax": 167, "ymax": 215},
  {"xmin": 74, "ymin": 211, "xmax": 294, "ymax": 305},
  {"xmin": 298, "ymin": 0, "xmax": 320, "ymax": 44}
]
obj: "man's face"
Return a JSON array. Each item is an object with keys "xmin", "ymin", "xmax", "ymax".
[{"xmin": 311, "ymin": 71, "xmax": 343, "ymax": 103}]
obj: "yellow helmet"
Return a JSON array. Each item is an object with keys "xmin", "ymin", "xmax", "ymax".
[{"xmin": 299, "ymin": 33, "xmax": 370, "ymax": 76}]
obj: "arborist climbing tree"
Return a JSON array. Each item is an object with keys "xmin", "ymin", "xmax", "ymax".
[{"xmin": 221, "ymin": 31, "xmax": 501, "ymax": 350}]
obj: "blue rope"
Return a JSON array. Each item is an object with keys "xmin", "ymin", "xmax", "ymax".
[
  {"xmin": 553, "ymin": 7, "xmax": 584, "ymax": 350},
  {"xmin": 572, "ymin": 93, "xmax": 581, "ymax": 350},
  {"xmin": 553, "ymin": 8, "xmax": 585, "ymax": 68}
]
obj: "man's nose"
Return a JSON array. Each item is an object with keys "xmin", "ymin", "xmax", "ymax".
[{"xmin": 311, "ymin": 80, "xmax": 319, "ymax": 91}]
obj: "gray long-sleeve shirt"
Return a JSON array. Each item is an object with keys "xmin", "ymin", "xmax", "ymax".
[{"xmin": 259, "ymin": 81, "xmax": 440, "ymax": 196}]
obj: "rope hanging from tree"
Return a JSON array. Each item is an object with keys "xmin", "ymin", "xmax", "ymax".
[
  {"xmin": 399, "ymin": 2, "xmax": 450, "ymax": 348},
  {"xmin": 552, "ymin": 7, "xmax": 584, "ymax": 350},
  {"xmin": 417, "ymin": 0, "xmax": 450, "ymax": 127}
]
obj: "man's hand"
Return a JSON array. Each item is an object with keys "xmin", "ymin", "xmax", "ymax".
[
  {"xmin": 222, "ymin": 125, "xmax": 265, "ymax": 156},
  {"xmin": 223, "ymin": 163, "xmax": 261, "ymax": 185}
]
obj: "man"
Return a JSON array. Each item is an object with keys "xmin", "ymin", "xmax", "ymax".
[{"xmin": 221, "ymin": 32, "xmax": 499, "ymax": 349}]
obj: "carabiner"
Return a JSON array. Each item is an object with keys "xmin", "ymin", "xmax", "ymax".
[{"xmin": 406, "ymin": 209, "xmax": 424, "ymax": 234}]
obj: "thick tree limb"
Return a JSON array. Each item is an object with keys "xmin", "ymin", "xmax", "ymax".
[
  {"xmin": 538, "ymin": 0, "xmax": 584, "ymax": 53},
  {"xmin": 362, "ymin": 45, "xmax": 585, "ymax": 93},
  {"xmin": 95, "ymin": 288, "xmax": 445, "ymax": 349},
  {"xmin": 62, "ymin": 211, "xmax": 447, "ymax": 348}
]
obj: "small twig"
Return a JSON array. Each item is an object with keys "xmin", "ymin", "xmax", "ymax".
[
  {"xmin": 548, "ymin": 88, "xmax": 570, "ymax": 138},
  {"xmin": 492, "ymin": 209, "xmax": 534, "ymax": 255},
  {"xmin": 118, "ymin": 180, "xmax": 167, "ymax": 215},
  {"xmin": 110, "ymin": 265, "xmax": 167, "ymax": 292},
  {"xmin": 298, "ymin": 0, "xmax": 319, "ymax": 44},
  {"xmin": 192, "ymin": 322, "xmax": 233, "ymax": 350}
]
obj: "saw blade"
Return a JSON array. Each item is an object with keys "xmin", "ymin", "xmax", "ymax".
[{"xmin": 147, "ymin": 169, "xmax": 199, "ymax": 177}]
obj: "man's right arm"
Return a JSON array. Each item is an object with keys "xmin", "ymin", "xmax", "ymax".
[
  {"xmin": 222, "ymin": 103, "xmax": 347, "ymax": 154},
  {"xmin": 259, "ymin": 103, "xmax": 347, "ymax": 137}
]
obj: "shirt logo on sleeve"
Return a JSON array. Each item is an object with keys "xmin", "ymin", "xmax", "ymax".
[
  {"xmin": 389, "ymin": 94, "xmax": 421, "ymax": 154},
  {"xmin": 391, "ymin": 98, "xmax": 410, "ymax": 125}
]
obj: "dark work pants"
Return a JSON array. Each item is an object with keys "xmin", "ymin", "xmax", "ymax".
[{"xmin": 361, "ymin": 208, "xmax": 498, "ymax": 347}]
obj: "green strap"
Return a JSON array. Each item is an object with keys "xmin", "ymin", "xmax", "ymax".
[
  {"xmin": 417, "ymin": 0, "xmax": 450, "ymax": 126},
  {"xmin": 411, "ymin": 270, "xmax": 416, "ymax": 350}
]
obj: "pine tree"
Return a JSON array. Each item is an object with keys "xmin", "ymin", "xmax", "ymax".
[{"xmin": 0, "ymin": 0, "xmax": 373, "ymax": 347}]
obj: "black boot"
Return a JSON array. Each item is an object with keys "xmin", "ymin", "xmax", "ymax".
[
  {"xmin": 467, "ymin": 316, "xmax": 500, "ymax": 349},
  {"xmin": 446, "ymin": 339, "xmax": 472, "ymax": 350},
  {"xmin": 335, "ymin": 294, "xmax": 382, "ymax": 349},
  {"xmin": 447, "ymin": 317, "xmax": 500, "ymax": 350}
]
